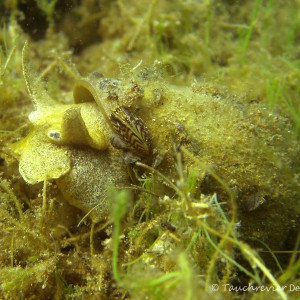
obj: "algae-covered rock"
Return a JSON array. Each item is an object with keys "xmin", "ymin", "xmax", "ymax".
[{"xmin": 135, "ymin": 80, "xmax": 300, "ymax": 250}]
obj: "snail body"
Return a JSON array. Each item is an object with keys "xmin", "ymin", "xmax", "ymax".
[{"xmin": 17, "ymin": 72, "xmax": 152, "ymax": 221}]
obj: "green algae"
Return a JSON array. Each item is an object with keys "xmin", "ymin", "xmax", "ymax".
[{"xmin": 0, "ymin": 1, "xmax": 300, "ymax": 300}]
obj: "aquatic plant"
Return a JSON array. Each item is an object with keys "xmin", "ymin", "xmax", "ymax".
[
  {"xmin": 0, "ymin": 1, "xmax": 300, "ymax": 299},
  {"xmin": 35, "ymin": 0, "xmax": 58, "ymax": 28}
]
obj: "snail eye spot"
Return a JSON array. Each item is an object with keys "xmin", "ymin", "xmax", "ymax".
[{"xmin": 48, "ymin": 130, "xmax": 61, "ymax": 140}]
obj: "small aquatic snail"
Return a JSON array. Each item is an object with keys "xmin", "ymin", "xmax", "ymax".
[
  {"xmin": 73, "ymin": 73, "xmax": 152, "ymax": 161},
  {"xmin": 110, "ymin": 106, "xmax": 152, "ymax": 157}
]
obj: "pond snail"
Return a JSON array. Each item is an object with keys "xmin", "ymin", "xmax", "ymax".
[{"xmin": 73, "ymin": 73, "xmax": 152, "ymax": 161}]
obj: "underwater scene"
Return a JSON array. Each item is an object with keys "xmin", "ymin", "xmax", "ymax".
[{"xmin": 0, "ymin": 0, "xmax": 299, "ymax": 299}]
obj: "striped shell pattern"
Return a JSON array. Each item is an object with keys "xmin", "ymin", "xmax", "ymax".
[{"xmin": 110, "ymin": 106, "xmax": 151, "ymax": 157}]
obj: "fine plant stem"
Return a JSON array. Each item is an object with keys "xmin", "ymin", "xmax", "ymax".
[
  {"xmin": 174, "ymin": 147, "xmax": 194, "ymax": 215},
  {"xmin": 135, "ymin": 162, "xmax": 185, "ymax": 201},
  {"xmin": 0, "ymin": 181, "xmax": 24, "ymax": 220},
  {"xmin": 77, "ymin": 203, "xmax": 102, "ymax": 227},
  {"xmin": 0, "ymin": 40, "xmax": 17, "ymax": 78},
  {"xmin": 287, "ymin": 231, "xmax": 300, "ymax": 270},
  {"xmin": 22, "ymin": 41, "xmax": 34, "ymax": 100},
  {"xmin": 248, "ymin": 237, "xmax": 284, "ymax": 274},
  {"xmin": 10, "ymin": 234, "xmax": 14, "ymax": 267},
  {"xmin": 112, "ymin": 190, "xmax": 128, "ymax": 282},
  {"xmin": 204, "ymin": 0, "xmax": 212, "ymax": 47},
  {"xmin": 278, "ymin": 231, "xmax": 300, "ymax": 284},
  {"xmin": 178, "ymin": 253, "xmax": 192, "ymax": 300},
  {"xmin": 90, "ymin": 222, "xmax": 95, "ymax": 256},
  {"xmin": 203, "ymin": 225, "xmax": 257, "ymax": 282},
  {"xmin": 48, "ymin": 197, "xmax": 55, "ymax": 214},
  {"xmin": 242, "ymin": 245, "xmax": 288, "ymax": 300},
  {"xmin": 36, "ymin": 60, "xmax": 58, "ymax": 82},
  {"xmin": 241, "ymin": 0, "xmax": 262, "ymax": 62},
  {"xmin": 180, "ymin": 146, "xmax": 237, "ymax": 225},
  {"xmin": 278, "ymin": 258, "xmax": 300, "ymax": 285},
  {"xmin": 181, "ymin": 145, "xmax": 238, "ymax": 283},
  {"xmin": 42, "ymin": 178, "xmax": 47, "ymax": 215},
  {"xmin": 126, "ymin": 0, "xmax": 158, "ymax": 51},
  {"xmin": 203, "ymin": 222, "xmax": 288, "ymax": 300},
  {"xmin": 52, "ymin": 51, "xmax": 80, "ymax": 79},
  {"xmin": 63, "ymin": 221, "xmax": 110, "ymax": 248}
]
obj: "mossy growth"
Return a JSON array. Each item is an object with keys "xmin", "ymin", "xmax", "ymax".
[{"xmin": 0, "ymin": 1, "xmax": 300, "ymax": 300}]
